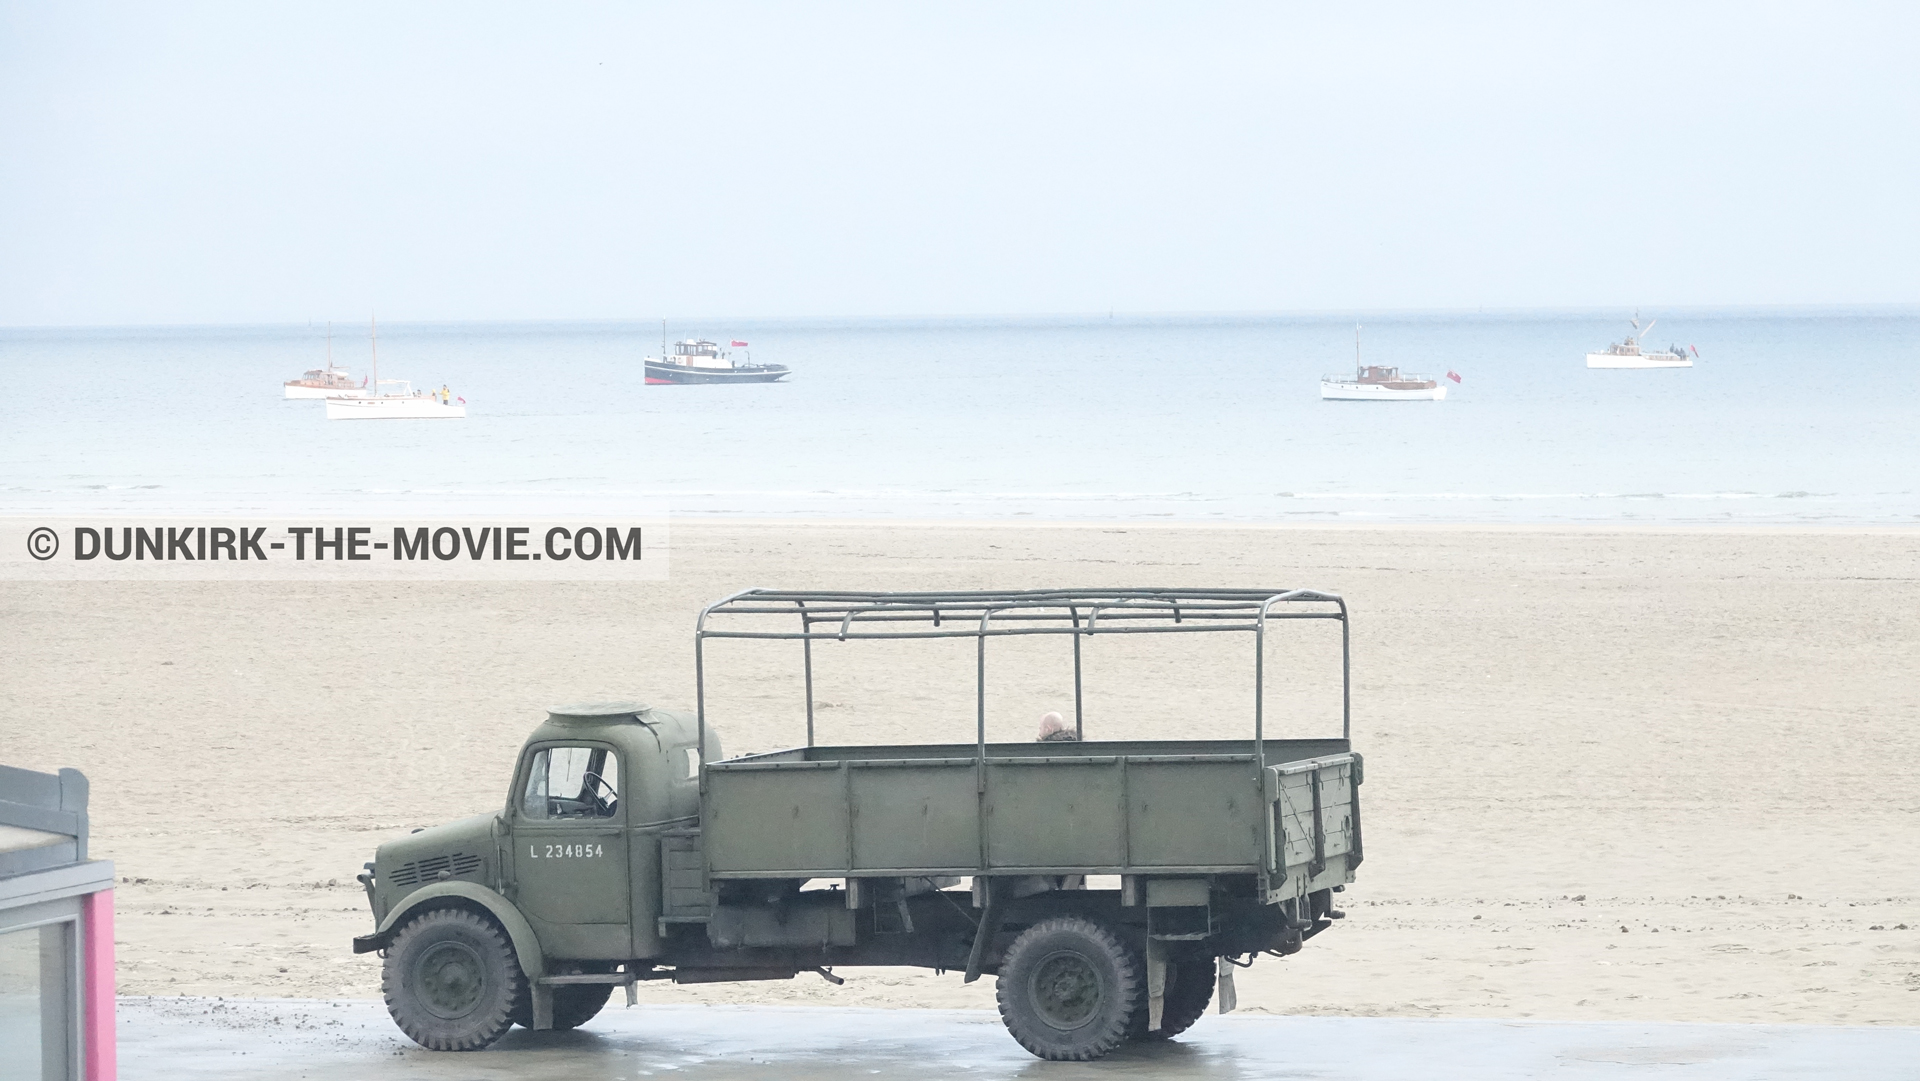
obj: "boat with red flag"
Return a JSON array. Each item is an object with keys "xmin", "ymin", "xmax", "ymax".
[
  {"xmin": 1320, "ymin": 326, "xmax": 1450, "ymax": 401},
  {"xmin": 645, "ymin": 335, "xmax": 790, "ymax": 385}
]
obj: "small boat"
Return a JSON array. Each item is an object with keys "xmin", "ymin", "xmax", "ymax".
[
  {"xmin": 645, "ymin": 332, "xmax": 789, "ymax": 385},
  {"xmin": 1321, "ymin": 326, "xmax": 1446, "ymax": 401},
  {"xmin": 324, "ymin": 318, "xmax": 466, "ymax": 420},
  {"xmin": 286, "ymin": 364, "xmax": 363, "ymax": 399},
  {"xmin": 1587, "ymin": 314, "xmax": 1692, "ymax": 368},
  {"xmin": 284, "ymin": 323, "xmax": 368, "ymax": 398}
]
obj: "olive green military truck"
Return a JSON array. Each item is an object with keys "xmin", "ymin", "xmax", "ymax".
[{"xmin": 353, "ymin": 588, "xmax": 1364, "ymax": 1061}]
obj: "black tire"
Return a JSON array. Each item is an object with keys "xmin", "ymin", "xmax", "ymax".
[
  {"xmin": 382, "ymin": 907, "xmax": 524, "ymax": 1051},
  {"xmin": 1129, "ymin": 957, "xmax": 1216, "ymax": 1041},
  {"xmin": 995, "ymin": 916, "xmax": 1141, "ymax": 1061}
]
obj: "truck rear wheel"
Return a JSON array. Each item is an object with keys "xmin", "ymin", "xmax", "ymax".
[
  {"xmin": 1130, "ymin": 958, "xmax": 1215, "ymax": 1040},
  {"xmin": 995, "ymin": 917, "xmax": 1141, "ymax": 1061},
  {"xmin": 382, "ymin": 907, "xmax": 524, "ymax": 1051}
]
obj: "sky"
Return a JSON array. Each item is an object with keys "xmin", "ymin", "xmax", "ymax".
[{"xmin": 1, "ymin": 2, "xmax": 1916, "ymax": 326}]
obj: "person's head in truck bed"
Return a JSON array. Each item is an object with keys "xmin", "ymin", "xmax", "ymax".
[{"xmin": 1037, "ymin": 711, "xmax": 1080, "ymax": 742}]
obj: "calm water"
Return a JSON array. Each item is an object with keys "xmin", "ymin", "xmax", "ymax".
[{"xmin": 2, "ymin": 311, "xmax": 1916, "ymax": 523}]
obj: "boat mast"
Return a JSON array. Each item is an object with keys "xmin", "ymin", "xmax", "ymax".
[
  {"xmin": 326, "ymin": 321, "xmax": 333, "ymax": 370},
  {"xmin": 1355, "ymin": 324, "xmax": 1362, "ymax": 375},
  {"xmin": 371, "ymin": 315, "xmax": 379, "ymax": 398}
]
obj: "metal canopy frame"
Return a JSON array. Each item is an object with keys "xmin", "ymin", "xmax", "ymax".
[{"xmin": 692, "ymin": 588, "xmax": 1351, "ymax": 787}]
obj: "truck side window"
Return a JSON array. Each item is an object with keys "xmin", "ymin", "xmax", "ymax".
[{"xmin": 521, "ymin": 746, "xmax": 619, "ymax": 820}]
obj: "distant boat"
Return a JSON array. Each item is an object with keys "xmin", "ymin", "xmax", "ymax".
[
  {"xmin": 284, "ymin": 322, "xmax": 368, "ymax": 398},
  {"xmin": 1587, "ymin": 314, "xmax": 1692, "ymax": 368},
  {"xmin": 645, "ymin": 330, "xmax": 789, "ymax": 385},
  {"xmin": 1321, "ymin": 326, "xmax": 1446, "ymax": 401},
  {"xmin": 324, "ymin": 317, "xmax": 466, "ymax": 420}
]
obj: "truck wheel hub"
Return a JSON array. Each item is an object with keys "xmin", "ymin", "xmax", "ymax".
[
  {"xmin": 1030, "ymin": 951, "xmax": 1101, "ymax": 1028},
  {"xmin": 415, "ymin": 941, "xmax": 485, "ymax": 1019}
]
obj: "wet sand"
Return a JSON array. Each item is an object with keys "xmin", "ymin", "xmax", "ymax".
[
  {"xmin": 3, "ymin": 523, "xmax": 1918, "ymax": 1024},
  {"xmin": 117, "ymin": 998, "xmax": 1920, "ymax": 1080}
]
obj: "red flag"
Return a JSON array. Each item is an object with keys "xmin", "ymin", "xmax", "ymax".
[
  {"xmin": 1446, "ymin": 370, "xmax": 1462, "ymax": 383},
  {"xmin": 731, "ymin": 340, "xmax": 749, "ymax": 347},
  {"xmin": 456, "ymin": 396, "xmax": 466, "ymax": 404},
  {"xmin": 1690, "ymin": 345, "xmax": 1698, "ymax": 357}
]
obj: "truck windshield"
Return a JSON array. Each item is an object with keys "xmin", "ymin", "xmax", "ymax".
[{"xmin": 521, "ymin": 745, "xmax": 619, "ymax": 819}]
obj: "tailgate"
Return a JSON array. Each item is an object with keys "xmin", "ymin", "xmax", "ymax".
[{"xmin": 1264, "ymin": 753, "xmax": 1362, "ymax": 894}]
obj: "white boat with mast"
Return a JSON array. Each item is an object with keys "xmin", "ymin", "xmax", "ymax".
[
  {"xmin": 1320, "ymin": 325, "xmax": 1447, "ymax": 401},
  {"xmin": 324, "ymin": 317, "xmax": 466, "ymax": 420},
  {"xmin": 284, "ymin": 322, "xmax": 368, "ymax": 399},
  {"xmin": 1587, "ymin": 313, "xmax": 1692, "ymax": 368}
]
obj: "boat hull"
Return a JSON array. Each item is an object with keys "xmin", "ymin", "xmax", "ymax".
[
  {"xmin": 1586, "ymin": 353, "xmax": 1691, "ymax": 369},
  {"xmin": 285, "ymin": 384, "xmax": 365, "ymax": 399},
  {"xmin": 325, "ymin": 397, "xmax": 466, "ymax": 420},
  {"xmin": 1320, "ymin": 380, "xmax": 1446, "ymax": 401},
  {"xmin": 645, "ymin": 360, "xmax": 790, "ymax": 385}
]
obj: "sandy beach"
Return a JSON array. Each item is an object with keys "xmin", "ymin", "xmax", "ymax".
[{"xmin": 2, "ymin": 522, "xmax": 1916, "ymax": 1024}]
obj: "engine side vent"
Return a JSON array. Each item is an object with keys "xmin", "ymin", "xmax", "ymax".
[{"xmin": 389, "ymin": 853, "xmax": 480, "ymax": 888}]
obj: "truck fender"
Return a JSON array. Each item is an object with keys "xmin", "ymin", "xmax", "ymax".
[{"xmin": 370, "ymin": 881, "xmax": 548, "ymax": 987}]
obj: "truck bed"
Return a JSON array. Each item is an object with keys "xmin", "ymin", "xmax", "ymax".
[{"xmin": 700, "ymin": 738, "xmax": 1360, "ymax": 898}]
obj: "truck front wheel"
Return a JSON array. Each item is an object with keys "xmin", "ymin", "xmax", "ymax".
[
  {"xmin": 995, "ymin": 917, "xmax": 1141, "ymax": 1061},
  {"xmin": 382, "ymin": 907, "xmax": 524, "ymax": 1051}
]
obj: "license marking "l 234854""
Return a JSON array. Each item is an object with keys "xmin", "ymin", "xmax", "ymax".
[{"xmin": 529, "ymin": 843, "xmax": 604, "ymax": 859}]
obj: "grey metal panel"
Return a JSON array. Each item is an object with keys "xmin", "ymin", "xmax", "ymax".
[
  {"xmin": 0, "ymin": 859, "xmax": 114, "ymax": 910},
  {"xmin": 699, "ymin": 751, "xmax": 1359, "ymax": 879},
  {"xmin": 850, "ymin": 764, "xmax": 977, "ymax": 871},
  {"xmin": 1126, "ymin": 761, "xmax": 1262, "ymax": 868},
  {"xmin": 704, "ymin": 765, "xmax": 850, "ymax": 874},
  {"xmin": 983, "ymin": 760, "xmax": 1125, "ymax": 869},
  {"xmin": 0, "ymin": 836, "xmax": 79, "ymax": 879},
  {"xmin": 0, "ymin": 764, "xmax": 89, "ymax": 867}
]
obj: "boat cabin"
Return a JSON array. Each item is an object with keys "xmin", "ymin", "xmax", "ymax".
[
  {"xmin": 1355, "ymin": 365, "xmax": 1437, "ymax": 390},
  {"xmin": 667, "ymin": 340, "xmax": 734, "ymax": 370}
]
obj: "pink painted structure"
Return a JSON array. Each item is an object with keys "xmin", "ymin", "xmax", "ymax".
[{"xmin": 83, "ymin": 889, "xmax": 116, "ymax": 1081}]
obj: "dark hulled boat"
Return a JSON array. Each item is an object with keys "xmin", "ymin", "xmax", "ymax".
[{"xmin": 645, "ymin": 339, "xmax": 790, "ymax": 385}]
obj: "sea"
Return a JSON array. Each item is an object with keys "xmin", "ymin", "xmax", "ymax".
[{"xmin": 2, "ymin": 310, "xmax": 1916, "ymax": 525}]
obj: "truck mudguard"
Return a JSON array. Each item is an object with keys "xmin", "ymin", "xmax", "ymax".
[{"xmin": 373, "ymin": 880, "xmax": 548, "ymax": 984}]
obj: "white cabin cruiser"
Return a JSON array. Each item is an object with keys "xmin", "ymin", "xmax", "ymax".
[
  {"xmin": 285, "ymin": 324, "xmax": 369, "ymax": 398},
  {"xmin": 285, "ymin": 364, "xmax": 365, "ymax": 399},
  {"xmin": 1587, "ymin": 315, "xmax": 1692, "ymax": 368},
  {"xmin": 1320, "ymin": 326, "xmax": 1446, "ymax": 401}
]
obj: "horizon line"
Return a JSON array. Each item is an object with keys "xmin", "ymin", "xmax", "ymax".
[{"xmin": 4, "ymin": 301, "xmax": 1918, "ymax": 335}]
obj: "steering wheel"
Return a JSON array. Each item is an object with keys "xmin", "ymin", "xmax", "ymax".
[{"xmin": 582, "ymin": 771, "xmax": 618, "ymax": 816}]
